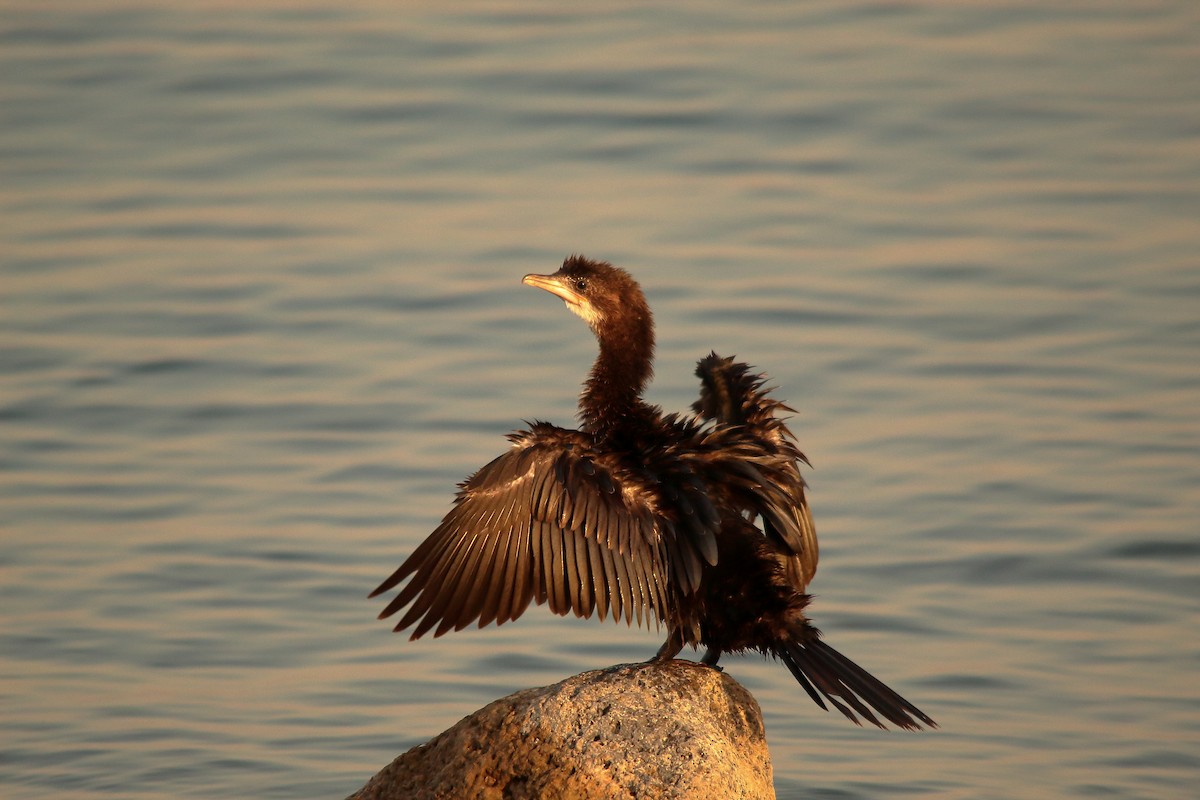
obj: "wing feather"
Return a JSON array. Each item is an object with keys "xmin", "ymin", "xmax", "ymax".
[
  {"xmin": 546, "ymin": 521, "xmax": 568, "ymax": 615},
  {"xmin": 597, "ymin": 533, "xmax": 620, "ymax": 622},
  {"xmin": 561, "ymin": 519, "xmax": 584, "ymax": 616},
  {"xmin": 476, "ymin": 518, "xmax": 513, "ymax": 628},
  {"xmin": 587, "ymin": 533, "xmax": 608, "ymax": 621},
  {"xmin": 529, "ymin": 519, "xmax": 549, "ymax": 606},
  {"xmin": 492, "ymin": 519, "xmax": 522, "ymax": 625},
  {"xmin": 506, "ymin": 522, "xmax": 535, "ymax": 622},
  {"xmin": 405, "ymin": 529, "xmax": 474, "ymax": 637}
]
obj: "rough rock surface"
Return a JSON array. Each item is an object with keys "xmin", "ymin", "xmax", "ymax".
[{"xmin": 347, "ymin": 660, "xmax": 775, "ymax": 800}]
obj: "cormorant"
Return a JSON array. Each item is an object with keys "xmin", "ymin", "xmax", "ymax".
[{"xmin": 371, "ymin": 255, "xmax": 935, "ymax": 730}]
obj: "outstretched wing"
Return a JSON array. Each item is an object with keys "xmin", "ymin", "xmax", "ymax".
[
  {"xmin": 692, "ymin": 352, "xmax": 818, "ymax": 587},
  {"xmin": 370, "ymin": 422, "xmax": 717, "ymax": 639}
]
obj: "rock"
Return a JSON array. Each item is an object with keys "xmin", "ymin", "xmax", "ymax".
[{"xmin": 348, "ymin": 660, "xmax": 775, "ymax": 800}]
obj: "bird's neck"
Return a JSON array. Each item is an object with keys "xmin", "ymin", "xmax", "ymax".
[{"xmin": 579, "ymin": 334, "xmax": 654, "ymax": 440}]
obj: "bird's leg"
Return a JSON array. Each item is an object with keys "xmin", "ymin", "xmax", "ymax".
[
  {"xmin": 701, "ymin": 647, "xmax": 724, "ymax": 671},
  {"xmin": 651, "ymin": 629, "xmax": 684, "ymax": 662}
]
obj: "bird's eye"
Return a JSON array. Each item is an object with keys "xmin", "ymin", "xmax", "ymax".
[{"xmin": 573, "ymin": 278, "xmax": 588, "ymax": 292}]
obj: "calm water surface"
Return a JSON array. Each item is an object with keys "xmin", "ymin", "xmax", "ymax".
[{"xmin": 2, "ymin": 2, "xmax": 1198, "ymax": 798}]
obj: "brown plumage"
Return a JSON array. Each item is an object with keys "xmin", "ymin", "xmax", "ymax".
[
  {"xmin": 371, "ymin": 255, "xmax": 935, "ymax": 730},
  {"xmin": 692, "ymin": 352, "xmax": 818, "ymax": 592}
]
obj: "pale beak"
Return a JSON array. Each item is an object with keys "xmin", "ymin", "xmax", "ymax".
[{"xmin": 523, "ymin": 273, "xmax": 584, "ymax": 306}]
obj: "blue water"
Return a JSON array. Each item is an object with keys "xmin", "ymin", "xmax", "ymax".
[{"xmin": 3, "ymin": 2, "xmax": 1198, "ymax": 798}]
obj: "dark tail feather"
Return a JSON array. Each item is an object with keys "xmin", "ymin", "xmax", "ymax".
[{"xmin": 777, "ymin": 627, "xmax": 937, "ymax": 731}]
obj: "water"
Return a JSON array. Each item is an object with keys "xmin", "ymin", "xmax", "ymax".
[{"xmin": 2, "ymin": 2, "xmax": 1198, "ymax": 798}]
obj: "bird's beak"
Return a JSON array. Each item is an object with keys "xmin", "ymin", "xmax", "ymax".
[{"xmin": 522, "ymin": 273, "xmax": 583, "ymax": 306}]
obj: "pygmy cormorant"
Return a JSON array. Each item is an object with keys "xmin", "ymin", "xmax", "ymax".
[{"xmin": 370, "ymin": 255, "xmax": 935, "ymax": 730}]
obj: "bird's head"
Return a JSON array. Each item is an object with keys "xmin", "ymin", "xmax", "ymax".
[{"xmin": 523, "ymin": 255, "xmax": 653, "ymax": 346}]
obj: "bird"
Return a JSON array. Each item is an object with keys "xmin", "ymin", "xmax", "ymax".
[{"xmin": 370, "ymin": 255, "xmax": 935, "ymax": 730}]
